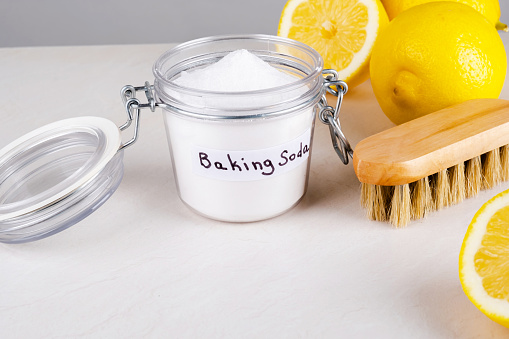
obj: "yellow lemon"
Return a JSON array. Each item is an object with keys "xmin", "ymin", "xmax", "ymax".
[
  {"xmin": 278, "ymin": 0, "xmax": 389, "ymax": 89},
  {"xmin": 380, "ymin": 0, "xmax": 508, "ymax": 31},
  {"xmin": 370, "ymin": 2, "xmax": 507, "ymax": 125},
  {"xmin": 459, "ymin": 189, "xmax": 509, "ymax": 328}
]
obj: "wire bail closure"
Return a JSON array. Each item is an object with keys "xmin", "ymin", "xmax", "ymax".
[
  {"xmin": 119, "ymin": 74, "xmax": 353, "ymax": 163},
  {"xmin": 319, "ymin": 69, "xmax": 353, "ymax": 165},
  {"xmin": 118, "ymin": 82, "xmax": 160, "ymax": 150}
]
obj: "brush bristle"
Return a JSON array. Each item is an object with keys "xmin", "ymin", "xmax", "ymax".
[
  {"xmin": 389, "ymin": 184, "xmax": 411, "ymax": 227},
  {"xmin": 410, "ymin": 177, "xmax": 432, "ymax": 220},
  {"xmin": 361, "ymin": 184, "xmax": 389, "ymax": 221},
  {"xmin": 501, "ymin": 145, "xmax": 509, "ymax": 181},
  {"xmin": 482, "ymin": 148, "xmax": 502, "ymax": 189},
  {"xmin": 374, "ymin": 185, "xmax": 389, "ymax": 221},
  {"xmin": 450, "ymin": 162, "xmax": 466, "ymax": 205},
  {"xmin": 433, "ymin": 169, "xmax": 451, "ymax": 210},
  {"xmin": 360, "ymin": 144, "xmax": 509, "ymax": 227},
  {"xmin": 465, "ymin": 156, "xmax": 482, "ymax": 198}
]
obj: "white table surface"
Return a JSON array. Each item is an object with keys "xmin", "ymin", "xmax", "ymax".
[{"xmin": 1, "ymin": 34, "xmax": 509, "ymax": 338}]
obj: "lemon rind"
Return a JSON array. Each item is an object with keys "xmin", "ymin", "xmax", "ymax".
[{"xmin": 277, "ymin": 0, "xmax": 309, "ymax": 37}]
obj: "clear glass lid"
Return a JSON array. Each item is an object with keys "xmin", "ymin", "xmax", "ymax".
[{"xmin": 0, "ymin": 117, "xmax": 123, "ymax": 243}]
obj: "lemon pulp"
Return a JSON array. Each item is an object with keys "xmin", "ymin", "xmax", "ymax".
[
  {"xmin": 460, "ymin": 189, "xmax": 509, "ymax": 328},
  {"xmin": 278, "ymin": 0, "xmax": 388, "ymax": 88},
  {"xmin": 474, "ymin": 205, "xmax": 509, "ymax": 300}
]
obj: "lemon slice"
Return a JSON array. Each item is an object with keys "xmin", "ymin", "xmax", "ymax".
[
  {"xmin": 459, "ymin": 189, "xmax": 509, "ymax": 328},
  {"xmin": 278, "ymin": 0, "xmax": 388, "ymax": 89}
]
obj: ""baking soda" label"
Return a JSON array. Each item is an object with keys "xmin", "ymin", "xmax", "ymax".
[{"xmin": 192, "ymin": 128, "xmax": 312, "ymax": 181}]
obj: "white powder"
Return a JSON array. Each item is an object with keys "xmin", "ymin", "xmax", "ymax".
[
  {"xmin": 174, "ymin": 49, "xmax": 297, "ymax": 91},
  {"xmin": 162, "ymin": 49, "xmax": 316, "ymax": 221}
]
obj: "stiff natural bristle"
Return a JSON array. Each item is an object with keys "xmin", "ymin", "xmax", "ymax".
[
  {"xmin": 374, "ymin": 185, "xmax": 389, "ymax": 221},
  {"xmin": 482, "ymin": 148, "xmax": 502, "ymax": 189},
  {"xmin": 389, "ymin": 185, "xmax": 411, "ymax": 228},
  {"xmin": 433, "ymin": 169, "xmax": 451, "ymax": 210},
  {"xmin": 410, "ymin": 177, "xmax": 432, "ymax": 220},
  {"xmin": 501, "ymin": 145, "xmax": 509, "ymax": 181},
  {"xmin": 450, "ymin": 162, "xmax": 466, "ymax": 205},
  {"xmin": 361, "ymin": 182, "xmax": 374, "ymax": 210},
  {"xmin": 465, "ymin": 156, "xmax": 482, "ymax": 198},
  {"xmin": 361, "ymin": 183, "xmax": 389, "ymax": 221},
  {"xmin": 360, "ymin": 144, "xmax": 509, "ymax": 228}
]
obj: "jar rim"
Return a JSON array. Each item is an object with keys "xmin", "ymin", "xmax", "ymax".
[{"xmin": 152, "ymin": 34, "xmax": 324, "ymax": 97}]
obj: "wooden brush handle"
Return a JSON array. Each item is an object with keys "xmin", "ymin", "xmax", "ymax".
[{"xmin": 353, "ymin": 98, "xmax": 509, "ymax": 186}]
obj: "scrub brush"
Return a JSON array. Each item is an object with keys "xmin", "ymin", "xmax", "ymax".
[{"xmin": 353, "ymin": 98, "xmax": 509, "ymax": 227}]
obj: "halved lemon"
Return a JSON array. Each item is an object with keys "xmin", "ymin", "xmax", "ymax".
[
  {"xmin": 278, "ymin": 0, "xmax": 389, "ymax": 89},
  {"xmin": 459, "ymin": 189, "xmax": 509, "ymax": 327}
]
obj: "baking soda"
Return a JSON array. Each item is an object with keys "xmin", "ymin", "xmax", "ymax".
[
  {"xmin": 162, "ymin": 49, "xmax": 316, "ymax": 221},
  {"xmin": 174, "ymin": 49, "xmax": 297, "ymax": 91},
  {"xmin": 168, "ymin": 49, "xmax": 304, "ymax": 112}
]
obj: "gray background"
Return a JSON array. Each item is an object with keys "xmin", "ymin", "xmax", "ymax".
[{"xmin": 0, "ymin": 0, "xmax": 508, "ymax": 47}]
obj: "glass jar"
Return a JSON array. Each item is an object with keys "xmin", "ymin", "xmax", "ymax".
[{"xmin": 152, "ymin": 35, "xmax": 325, "ymax": 222}]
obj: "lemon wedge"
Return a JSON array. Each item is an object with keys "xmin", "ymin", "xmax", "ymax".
[
  {"xmin": 278, "ymin": 0, "xmax": 389, "ymax": 89},
  {"xmin": 459, "ymin": 189, "xmax": 509, "ymax": 328}
]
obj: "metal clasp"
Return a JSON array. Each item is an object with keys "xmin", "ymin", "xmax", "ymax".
[
  {"xmin": 118, "ymin": 82, "xmax": 159, "ymax": 151},
  {"xmin": 319, "ymin": 69, "xmax": 353, "ymax": 165},
  {"xmin": 118, "ymin": 77, "xmax": 354, "ymax": 161}
]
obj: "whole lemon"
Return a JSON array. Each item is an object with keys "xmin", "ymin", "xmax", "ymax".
[
  {"xmin": 380, "ymin": 0, "xmax": 508, "ymax": 30},
  {"xmin": 380, "ymin": 0, "xmax": 507, "ymax": 30},
  {"xmin": 370, "ymin": 2, "xmax": 507, "ymax": 125}
]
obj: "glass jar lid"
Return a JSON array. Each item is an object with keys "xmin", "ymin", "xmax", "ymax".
[{"xmin": 0, "ymin": 117, "xmax": 123, "ymax": 243}]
